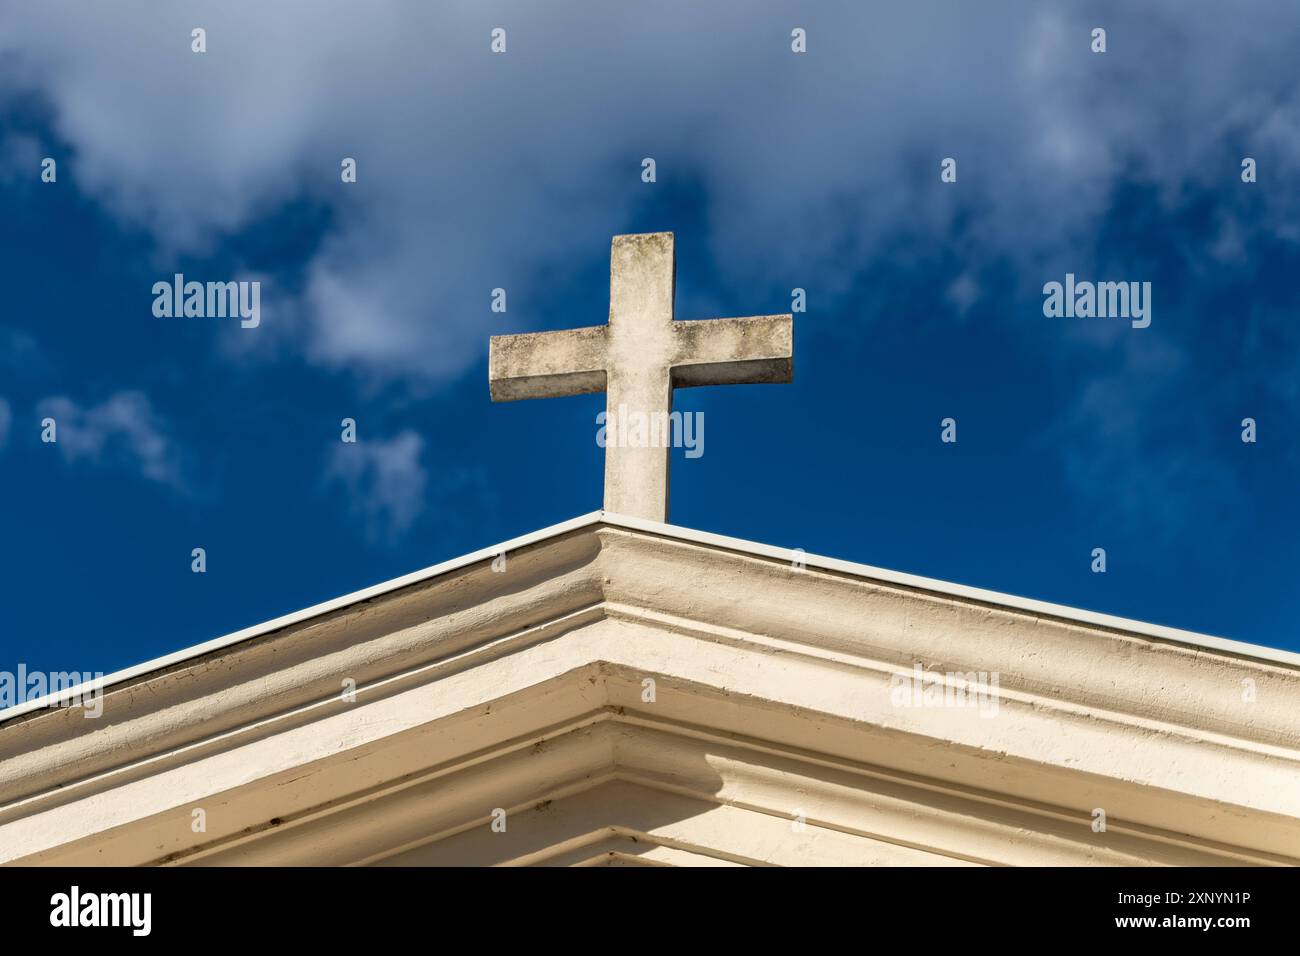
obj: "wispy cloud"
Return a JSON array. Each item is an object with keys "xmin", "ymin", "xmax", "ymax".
[
  {"xmin": 34, "ymin": 391, "xmax": 185, "ymax": 490},
  {"xmin": 326, "ymin": 430, "xmax": 427, "ymax": 543},
  {"xmin": 0, "ymin": 326, "xmax": 50, "ymax": 379},
  {"xmin": 0, "ymin": 397, "xmax": 11, "ymax": 450},
  {"xmin": 3, "ymin": 0, "xmax": 1298, "ymax": 537},
  {"xmin": 4, "ymin": 1, "xmax": 1297, "ymax": 386},
  {"xmin": 0, "ymin": 131, "xmax": 41, "ymax": 184}
]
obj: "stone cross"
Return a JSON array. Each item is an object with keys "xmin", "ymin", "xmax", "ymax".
[{"xmin": 489, "ymin": 232, "xmax": 793, "ymax": 522}]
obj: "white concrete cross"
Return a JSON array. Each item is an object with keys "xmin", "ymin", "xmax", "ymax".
[{"xmin": 489, "ymin": 232, "xmax": 793, "ymax": 522}]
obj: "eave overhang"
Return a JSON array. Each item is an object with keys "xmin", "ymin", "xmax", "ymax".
[{"xmin": 2, "ymin": 513, "xmax": 1298, "ymax": 865}]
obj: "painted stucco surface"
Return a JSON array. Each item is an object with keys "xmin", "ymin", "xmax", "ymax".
[{"xmin": 1, "ymin": 518, "xmax": 1297, "ymax": 866}]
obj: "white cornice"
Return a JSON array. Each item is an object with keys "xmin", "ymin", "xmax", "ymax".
[
  {"xmin": 3, "ymin": 516, "xmax": 1298, "ymax": 866},
  {"xmin": 603, "ymin": 512, "xmax": 1300, "ymax": 669},
  {"xmin": 3, "ymin": 509, "xmax": 1297, "ymax": 727}
]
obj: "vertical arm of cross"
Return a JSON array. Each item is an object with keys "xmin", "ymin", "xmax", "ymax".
[
  {"xmin": 601, "ymin": 232, "xmax": 678, "ymax": 522},
  {"xmin": 488, "ymin": 232, "xmax": 795, "ymax": 527}
]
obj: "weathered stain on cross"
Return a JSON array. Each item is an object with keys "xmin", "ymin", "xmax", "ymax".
[{"xmin": 489, "ymin": 232, "xmax": 793, "ymax": 522}]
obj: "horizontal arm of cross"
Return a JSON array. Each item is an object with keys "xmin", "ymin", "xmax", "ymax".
[
  {"xmin": 489, "ymin": 326, "xmax": 610, "ymax": 402},
  {"xmin": 671, "ymin": 314, "xmax": 793, "ymax": 388}
]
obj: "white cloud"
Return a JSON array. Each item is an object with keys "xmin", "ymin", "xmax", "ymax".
[
  {"xmin": 326, "ymin": 430, "xmax": 427, "ymax": 542},
  {"xmin": 945, "ymin": 274, "xmax": 980, "ymax": 315},
  {"xmin": 0, "ymin": 131, "xmax": 41, "ymax": 184},
  {"xmin": 4, "ymin": 1, "xmax": 1299, "ymax": 530},
  {"xmin": 4, "ymin": 1, "xmax": 1298, "ymax": 388},
  {"xmin": 0, "ymin": 327, "xmax": 47, "ymax": 375},
  {"xmin": 35, "ymin": 391, "xmax": 184, "ymax": 489}
]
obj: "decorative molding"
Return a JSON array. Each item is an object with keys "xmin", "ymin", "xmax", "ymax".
[{"xmin": 2, "ymin": 520, "xmax": 1298, "ymax": 866}]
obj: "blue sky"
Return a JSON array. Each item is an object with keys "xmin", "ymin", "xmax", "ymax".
[{"xmin": 1, "ymin": 0, "xmax": 1299, "ymax": 679}]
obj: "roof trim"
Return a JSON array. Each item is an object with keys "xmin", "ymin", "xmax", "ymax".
[
  {"xmin": 4, "ymin": 510, "xmax": 1297, "ymax": 723},
  {"xmin": 607, "ymin": 513, "xmax": 1300, "ymax": 668},
  {"xmin": 0, "ymin": 511, "xmax": 604, "ymax": 724}
]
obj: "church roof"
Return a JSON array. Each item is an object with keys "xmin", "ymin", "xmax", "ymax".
[
  {"xmin": 3, "ymin": 512, "xmax": 1298, "ymax": 865},
  {"xmin": 2, "ymin": 511, "xmax": 1295, "ymax": 727}
]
